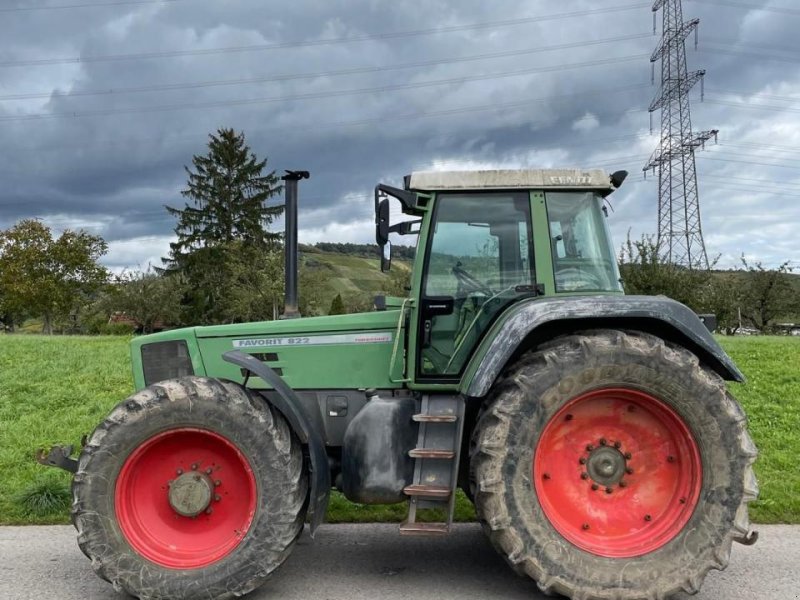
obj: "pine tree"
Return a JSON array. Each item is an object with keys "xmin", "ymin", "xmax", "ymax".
[
  {"xmin": 328, "ymin": 293, "xmax": 346, "ymax": 315},
  {"xmin": 161, "ymin": 128, "xmax": 284, "ymax": 324},
  {"xmin": 164, "ymin": 128, "xmax": 283, "ymax": 267}
]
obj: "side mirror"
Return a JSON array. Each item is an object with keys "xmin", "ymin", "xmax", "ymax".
[
  {"xmin": 381, "ymin": 241, "xmax": 392, "ymax": 272},
  {"xmin": 376, "ymin": 196, "xmax": 390, "ymax": 246}
]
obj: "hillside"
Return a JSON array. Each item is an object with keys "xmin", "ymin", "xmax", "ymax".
[{"xmin": 298, "ymin": 244, "xmax": 413, "ymax": 314}]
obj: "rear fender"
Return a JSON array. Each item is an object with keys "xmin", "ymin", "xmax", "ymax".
[
  {"xmin": 462, "ymin": 295, "xmax": 744, "ymax": 399},
  {"xmin": 223, "ymin": 350, "xmax": 330, "ymax": 536}
]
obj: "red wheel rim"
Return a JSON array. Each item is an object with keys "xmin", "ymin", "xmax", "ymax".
[
  {"xmin": 534, "ymin": 388, "xmax": 702, "ymax": 558},
  {"xmin": 115, "ymin": 428, "xmax": 257, "ymax": 569}
]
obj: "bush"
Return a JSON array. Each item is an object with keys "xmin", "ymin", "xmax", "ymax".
[{"xmin": 15, "ymin": 475, "xmax": 71, "ymax": 518}]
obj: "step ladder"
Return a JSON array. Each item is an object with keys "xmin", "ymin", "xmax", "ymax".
[{"xmin": 400, "ymin": 394, "xmax": 466, "ymax": 536}]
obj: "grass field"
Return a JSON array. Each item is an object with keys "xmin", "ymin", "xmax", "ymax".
[{"xmin": 0, "ymin": 334, "xmax": 797, "ymax": 525}]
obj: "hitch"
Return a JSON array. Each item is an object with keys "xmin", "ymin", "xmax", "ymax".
[
  {"xmin": 36, "ymin": 445, "xmax": 78, "ymax": 474},
  {"xmin": 735, "ymin": 529, "xmax": 759, "ymax": 546}
]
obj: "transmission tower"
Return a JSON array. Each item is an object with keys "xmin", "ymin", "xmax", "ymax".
[{"xmin": 643, "ymin": 0, "xmax": 717, "ymax": 269}]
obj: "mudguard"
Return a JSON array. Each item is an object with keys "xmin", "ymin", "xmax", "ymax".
[
  {"xmin": 462, "ymin": 295, "xmax": 744, "ymax": 398},
  {"xmin": 223, "ymin": 350, "xmax": 330, "ymax": 535}
]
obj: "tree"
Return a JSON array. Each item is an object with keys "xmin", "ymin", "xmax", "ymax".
[
  {"xmin": 165, "ymin": 128, "xmax": 284, "ymax": 259},
  {"xmin": 328, "ymin": 293, "xmax": 345, "ymax": 315},
  {"xmin": 112, "ymin": 268, "xmax": 184, "ymax": 333},
  {"xmin": 738, "ymin": 257, "xmax": 799, "ymax": 332},
  {"xmin": 162, "ymin": 128, "xmax": 284, "ymax": 324},
  {"xmin": 0, "ymin": 220, "xmax": 108, "ymax": 334},
  {"xmin": 618, "ymin": 233, "xmax": 711, "ymax": 308}
]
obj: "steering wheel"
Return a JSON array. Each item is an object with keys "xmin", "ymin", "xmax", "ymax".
[
  {"xmin": 554, "ymin": 267, "xmax": 606, "ymax": 291},
  {"xmin": 452, "ymin": 263, "xmax": 493, "ymax": 295}
]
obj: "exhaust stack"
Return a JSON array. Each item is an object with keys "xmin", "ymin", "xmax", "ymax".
[{"xmin": 280, "ymin": 170, "xmax": 309, "ymax": 319}]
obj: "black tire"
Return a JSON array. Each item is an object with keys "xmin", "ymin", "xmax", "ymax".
[
  {"xmin": 470, "ymin": 330, "xmax": 758, "ymax": 600},
  {"xmin": 72, "ymin": 376, "xmax": 308, "ymax": 600}
]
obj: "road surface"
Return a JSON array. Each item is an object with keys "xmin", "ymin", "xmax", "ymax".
[{"xmin": 0, "ymin": 524, "xmax": 796, "ymax": 599}]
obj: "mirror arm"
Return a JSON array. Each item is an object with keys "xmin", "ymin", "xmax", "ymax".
[{"xmin": 376, "ymin": 184, "xmax": 418, "ymax": 211}]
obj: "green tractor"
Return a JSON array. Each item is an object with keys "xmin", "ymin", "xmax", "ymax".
[{"xmin": 40, "ymin": 168, "xmax": 758, "ymax": 600}]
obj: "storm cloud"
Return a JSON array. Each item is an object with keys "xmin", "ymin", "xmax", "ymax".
[{"xmin": 0, "ymin": 0, "xmax": 797, "ymax": 270}]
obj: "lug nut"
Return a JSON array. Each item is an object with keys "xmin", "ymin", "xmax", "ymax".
[
  {"xmin": 605, "ymin": 487, "xmax": 613, "ymax": 494},
  {"xmin": 205, "ymin": 467, "xmax": 213, "ymax": 475},
  {"xmin": 599, "ymin": 438, "xmax": 607, "ymax": 446},
  {"xmin": 591, "ymin": 484, "xmax": 599, "ymax": 491},
  {"xmin": 614, "ymin": 441, "xmax": 622, "ymax": 449},
  {"xmin": 626, "ymin": 467, "xmax": 634, "ymax": 475},
  {"xmin": 579, "ymin": 457, "xmax": 587, "ymax": 465},
  {"xmin": 176, "ymin": 468, "xmax": 183, "ymax": 475},
  {"xmin": 619, "ymin": 481, "xmax": 627, "ymax": 488},
  {"xmin": 191, "ymin": 463, "xmax": 199, "ymax": 471},
  {"xmin": 205, "ymin": 507, "xmax": 213, "ymax": 515},
  {"xmin": 624, "ymin": 452, "xmax": 632, "ymax": 460},
  {"xmin": 582, "ymin": 523, "xmax": 590, "ymax": 530},
  {"xmin": 214, "ymin": 480, "xmax": 222, "ymax": 487},
  {"xmin": 580, "ymin": 472, "xmax": 589, "ymax": 480},
  {"xmin": 644, "ymin": 514, "xmax": 652, "ymax": 522},
  {"xmin": 586, "ymin": 444, "xmax": 595, "ymax": 452},
  {"xmin": 214, "ymin": 494, "xmax": 221, "ymax": 502}
]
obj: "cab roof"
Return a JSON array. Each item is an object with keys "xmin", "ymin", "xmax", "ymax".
[{"xmin": 405, "ymin": 169, "xmax": 613, "ymax": 192}]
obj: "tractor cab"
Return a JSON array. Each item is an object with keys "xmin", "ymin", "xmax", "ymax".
[{"xmin": 375, "ymin": 169, "xmax": 627, "ymax": 378}]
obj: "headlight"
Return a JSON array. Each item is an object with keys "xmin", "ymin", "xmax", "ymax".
[{"xmin": 141, "ymin": 341, "xmax": 194, "ymax": 386}]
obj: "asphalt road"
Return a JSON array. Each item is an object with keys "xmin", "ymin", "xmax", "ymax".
[{"xmin": 0, "ymin": 524, "xmax": 797, "ymax": 600}]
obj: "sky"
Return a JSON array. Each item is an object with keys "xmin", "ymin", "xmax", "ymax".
[{"xmin": 0, "ymin": 0, "xmax": 798, "ymax": 272}]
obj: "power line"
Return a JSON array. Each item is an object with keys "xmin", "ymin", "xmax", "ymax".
[
  {"xmin": 704, "ymin": 98, "xmax": 800, "ymax": 115},
  {"xmin": 0, "ymin": 33, "xmax": 653, "ymax": 102},
  {"xmin": 693, "ymin": 0, "xmax": 800, "ymax": 16},
  {"xmin": 0, "ymin": 0, "xmax": 186, "ymax": 12},
  {"xmin": 0, "ymin": 3, "xmax": 649, "ymax": 68},
  {"xmin": 6, "ymin": 106, "xmax": 650, "ymax": 158},
  {"xmin": 720, "ymin": 140, "xmax": 800, "ymax": 153},
  {"xmin": 708, "ymin": 88, "xmax": 800, "ymax": 103},
  {"xmin": 0, "ymin": 53, "xmax": 650, "ymax": 122},
  {"xmin": 701, "ymin": 46, "xmax": 800, "ymax": 64},
  {"xmin": 704, "ymin": 172, "xmax": 800, "ymax": 188},
  {"xmin": 698, "ymin": 155, "xmax": 800, "ymax": 169}
]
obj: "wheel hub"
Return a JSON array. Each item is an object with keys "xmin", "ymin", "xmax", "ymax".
[
  {"xmin": 586, "ymin": 446, "xmax": 626, "ymax": 487},
  {"xmin": 533, "ymin": 388, "xmax": 702, "ymax": 558},
  {"xmin": 169, "ymin": 472, "xmax": 214, "ymax": 517}
]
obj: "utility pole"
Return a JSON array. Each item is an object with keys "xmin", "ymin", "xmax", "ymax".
[{"xmin": 644, "ymin": 0, "xmax": 717, "ymax": 269}]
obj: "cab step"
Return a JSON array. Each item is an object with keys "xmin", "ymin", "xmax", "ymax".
[
  {"xmin": 399, "ymin": 521, "xmax": 449, "ymax": 536},
  {"xmin": 409, "ymin": 448, "xmax": 455, "ymax": 459},
  {"xmin": 401, "ymin": 394, "xmax": 466, "ymax": 537},
  {"xmin": 412, "ymin": 414, "xmax": 457, "ymax": 423},
  {"xmin": 403, "ymin": 484, "xmax": 451, "ymax": 498}
]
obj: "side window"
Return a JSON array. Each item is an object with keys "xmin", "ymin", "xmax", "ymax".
[
  {"xmin": 420, "ymin": 193, "xmax": 533, "ymax": 377},
  {"xmin": 547, "ymin": 192, "xmax": 623, "ymax": 293}
]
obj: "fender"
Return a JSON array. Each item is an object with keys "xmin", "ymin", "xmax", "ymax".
[
  {"xmin": 223, "ymin": 350, "xmax": 330, "ymax": 536},
  {"xmin": 462, "ymin": 295, "xmax": 744, "ymax": 398}
]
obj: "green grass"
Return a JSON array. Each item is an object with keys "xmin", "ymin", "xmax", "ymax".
[
  {"xmin": 0, "ymin": 335, "xmax": 133, "ymax": 524},
  {"xmin": 0, "ymin": 334, "xmax": 797, "ymax": 525},
  {"xmin": 716, "ymin": 336, "xmax": 800, "ymax": 523}
]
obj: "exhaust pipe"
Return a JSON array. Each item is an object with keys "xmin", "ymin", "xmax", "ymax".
[{"xmin": 280, "ymin": 170, "xmax": 309, "ymax": 320}]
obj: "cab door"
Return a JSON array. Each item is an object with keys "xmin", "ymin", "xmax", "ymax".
[{"xmin": 413, "ymin": 192, "xmax": 535, "ymax": 381}]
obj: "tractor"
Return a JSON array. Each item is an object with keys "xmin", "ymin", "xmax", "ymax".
[{"xmin": 39, "ymin": 168, "xmax": 758, "ymax": 600}]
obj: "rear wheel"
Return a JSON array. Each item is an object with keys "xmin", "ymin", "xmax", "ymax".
[
  {"xmin": 471, "ymin": 330, "xmax": 758, "ymax": 600},
  {"xmin": 73, "ymin": 377, "xmax": 307, "ymax": 600}
]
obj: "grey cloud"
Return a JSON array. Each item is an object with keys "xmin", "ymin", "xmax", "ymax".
[{"xmin": 0, "ymin": 0, "xmax": 797, "ymax": 270}]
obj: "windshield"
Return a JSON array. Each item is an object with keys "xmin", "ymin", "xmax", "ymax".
[{"xmin": 546, "ymin": 192, "xmax": 622, "ymax": 293}]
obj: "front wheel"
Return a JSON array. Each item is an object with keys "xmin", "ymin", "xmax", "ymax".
[
  {"xmin": 471, "ymin": 330, "xmax": 758, "ymax": 600},
  {"xmin": 73, "ymin": 377, "xmax": 308, "ymax": 600}
]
